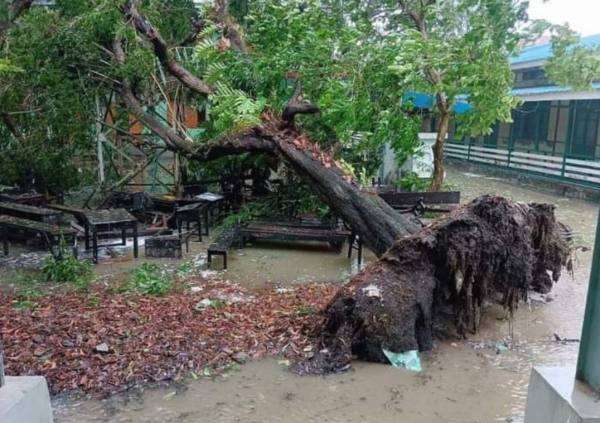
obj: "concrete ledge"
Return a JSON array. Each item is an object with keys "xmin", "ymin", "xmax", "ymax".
[
  {"xmin": 525, "ymin": 367, "xmax": 600, "ymax": 423},
  {"xmin": 0, "ymin": 376, "xmax": 54, "ymax": 423}
]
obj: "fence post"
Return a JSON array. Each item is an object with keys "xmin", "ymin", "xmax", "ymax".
[
  {"xmin": 561, "ymin": 155, "xmax": 567, "ymax": 178},
  {"xmin": 467, "ymin": 142, "xmax": 472, "ymax": 162},
  {"xmin": 576, "ymin": 203, "xmax": 600, "ymax": 393}
]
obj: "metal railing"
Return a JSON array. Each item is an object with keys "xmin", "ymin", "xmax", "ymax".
[{"xmin": 445, "ymin": 142, "xmax": 600, "ymax": 190}]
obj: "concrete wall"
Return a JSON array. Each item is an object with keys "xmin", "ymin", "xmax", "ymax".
[
  {"xmin": 525, "ymin": 367, "xmax": 600, "ymax": 423},
  {"xmin": 0, "ymin": 377, "xmax": 54, "ymax": 423}
]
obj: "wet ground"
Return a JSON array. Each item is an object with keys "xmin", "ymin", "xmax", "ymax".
[
  {"xmin": 0, "ymin": 232, "xmax": 375, "ymax": 292},
  {"xmin": 2, "ymin": 164, "xmax": 598, "ymax": 423}
]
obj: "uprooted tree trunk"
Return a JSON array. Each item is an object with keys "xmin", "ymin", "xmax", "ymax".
[{"xmin": 293, "ymin": 196, "xmax": 571, "ymax": 374}]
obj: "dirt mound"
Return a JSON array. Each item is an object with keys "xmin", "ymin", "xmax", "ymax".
[{"xmin": 296, "ymin": 196, "xmax": 571, "ymax": 374}]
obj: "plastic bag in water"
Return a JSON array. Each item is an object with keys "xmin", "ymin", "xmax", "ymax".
[{"xmin": 382, "ymin": 349, "xmax": 422, "ymax": 372}]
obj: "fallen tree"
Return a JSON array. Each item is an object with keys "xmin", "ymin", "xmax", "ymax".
[{"xmin": 293, "ymin": 195, "xmax": 571, "ymax": 374}]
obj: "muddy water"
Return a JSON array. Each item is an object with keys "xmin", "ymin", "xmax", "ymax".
[{"xmin": 28, "ymin": 165, "xmax": 600, "ymax": 422}]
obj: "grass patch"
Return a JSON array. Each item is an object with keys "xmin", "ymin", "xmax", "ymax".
[{"xmin": 129, "ymin": 262, "xmax": 173, "ymax": 296}]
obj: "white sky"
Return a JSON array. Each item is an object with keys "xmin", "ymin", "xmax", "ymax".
[{"xmin": 528, "ymin": 0, "xmax": 600, "ymax": 36}]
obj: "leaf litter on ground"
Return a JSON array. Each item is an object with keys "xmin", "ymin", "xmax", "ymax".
[{"xmin": 0, "ymin": 278, "xmax": 337, "ymax": 397}]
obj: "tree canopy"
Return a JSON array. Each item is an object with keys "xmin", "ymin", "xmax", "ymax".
[{"xmin": 0, "ymin": 0, "xmax": 598, "ymax": 193}]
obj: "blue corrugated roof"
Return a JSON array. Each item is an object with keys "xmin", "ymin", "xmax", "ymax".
[
  {"xmin": 402, "ymin": 91, "xmax": 473, "ymax": 114},
  {"xmin": 511, "ymin": 33, "xmax": 600, "ymax": 65},
  {"xmin": 512, "ymin": 82, "xmax": 600, "ymax": 97}
]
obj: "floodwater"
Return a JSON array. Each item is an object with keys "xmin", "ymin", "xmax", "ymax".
[{"xmin": 5, "ymin": 164, "xmax": 600, "ymax": 423}]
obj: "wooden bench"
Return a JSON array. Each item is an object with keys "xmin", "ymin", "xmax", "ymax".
[
  {"xmin": 239, "ymin": 220, "xmax": 350, "ymax": 253},
  {"xmin": 251, "ymin": 217, "xmax": 338, "ymax": 230},
  {"xmin": 207, "ymin": 227, "xmax": 240, "ymax": 270},
  {"xmin": 0, "ymin": 215, "xmax": 77, "ymax": 259},
  {"xmin": 0, "ymin": 201, "xmax": 63, "ymax": 225},
  {"xmin": 379, "ymin": 191, "xmax": 461, "ymax": 216}
]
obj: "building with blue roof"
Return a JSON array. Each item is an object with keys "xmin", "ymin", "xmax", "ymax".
[{"xmin": 446, "ymin": 33, "xmax": 600, "ymax": 189}]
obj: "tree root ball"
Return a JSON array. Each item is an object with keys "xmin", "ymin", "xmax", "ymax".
[{"xmin": 296, "ymin": 195, "xmax": 572, "ymax": 374}]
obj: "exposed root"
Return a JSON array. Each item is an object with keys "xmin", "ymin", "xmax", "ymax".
[{"xmin": 295, "ymin": 196, "xmax": 571, "ymax": 374}]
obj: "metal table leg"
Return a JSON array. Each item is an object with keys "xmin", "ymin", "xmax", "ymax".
[
  {"xmin": 2, "ymin": 225, "xmax": 8, "ymax": 256},
  {"xmin": 197, "ymin": 213, "xmax": 203, "ymax": 242},
  {"xmin": 133, "ymin": 221, "xmax": 139, "ymax": 259},
  {"xmin": 92, "ymin": 228, "xmax": 99, "ymax": 264},
  {"xmin": 84, "ymin": 224, "xmax": 90, "ymax": 250}
]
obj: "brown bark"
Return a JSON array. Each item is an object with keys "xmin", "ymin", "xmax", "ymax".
[
  {"xmin": 215, "ymin": 0, "xmax": 250, "ymax": 54},
  {"xmin": 430, "ymin": 107, "xmax": 450, "ymax": 191},
  {"xmin": 260, "ymin": 115, "xmax": 421, "ymax": 256},
  {"xmin": 123, "ymin": 0, "xmax": 214, "ymax": 95}
]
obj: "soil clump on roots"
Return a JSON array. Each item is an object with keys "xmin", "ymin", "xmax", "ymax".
[{"xmin": 296, "ymin": 195, "xmax": 571, "ymax": 374}]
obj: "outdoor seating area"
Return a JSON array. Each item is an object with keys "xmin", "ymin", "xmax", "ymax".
[
  {"xmin": 0, "ymin": 215, "xmax": 77, "ymax": 259},
  {"xmin": 0, "ymin": 188, "xmax": 228, "ymax": 264},
  {"xmin": 0, "ymin": 183, "xmax": 365, "ymax": 272},
  {"xmin": 0, "ymin": 182, "xmax": 458, "ymax": 271}
]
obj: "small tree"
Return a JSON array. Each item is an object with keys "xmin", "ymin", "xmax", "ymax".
[
  {"xmin": 546, "ymin": 26, "xmax": 600, "ymax": 91},
  {"xmin": 388, "ymin": 0, "xmax": 530, "ymax": 191}
]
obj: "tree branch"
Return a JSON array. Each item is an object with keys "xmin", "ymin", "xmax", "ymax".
[
  {"xmin": 0, "ymin": 111, "xmax": 24, "ymax": 141},
  {"xmin": 215, "ymin": 0, "xmax": 249, "ymax": 54},
  {"xmin": 112, "ymin": 40, "xmax": 275, "ymax": 161},
  {"xmin": 0, "ymin": 0, "xmax": 35, "ymax": 37},
  {"xmin": 282, "ymin": 81, "xmax": 321, "ymax": 124},
  {"xmin": 178, "ymin": 11, "xmax": 207, "ymax": 47},
  {"xmin": 123, "ymin": 0, "xmax": 214, "ymax": 95}
]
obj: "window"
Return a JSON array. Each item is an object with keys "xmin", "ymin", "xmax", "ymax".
[
  {"xmin": 522, "ymin": 68, "xmax": 546, "ymax": 81},
  {"xmin": 571, "ymin": 100, "xmax": 600, "ymax": 158}
]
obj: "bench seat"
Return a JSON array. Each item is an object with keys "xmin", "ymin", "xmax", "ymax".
[
  {"xmin": 207, "ymin": 227, "xmax": 240, "ymax": 270},
  {"xmin": 0, "ymin": 215, "xmax": 77, "ymax": 258}
]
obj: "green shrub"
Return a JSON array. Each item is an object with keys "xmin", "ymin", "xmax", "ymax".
[
  {"xmin": 130, "ymin": 262, "xmax": 173, "ymax": 296},
  {"xmin": 42, "ymin": 254, "xmax": 94, "ymax": 291},
  {"xmin": 397, "ymin": 172, "xmax": 431, "ymax": 192}
]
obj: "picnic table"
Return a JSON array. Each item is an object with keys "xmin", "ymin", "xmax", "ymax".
[
  {"xmin": 45, "ymin": 204, "xmax": 87, "ymax": 225},
  {"xmin": 0, "ymin": 201, "xmax": 63, "ymax": 225},
  {"xmin": 0, "ymin": 215, "xmax": 77, "ymax": 258},
  {"xmin": 175, "ymin": 202, "xmax": 210, "ymax": 241},
  {"xmin": 152, "ymin": 193, "xmax": 226, "ymax": 235},
  {"xmin": 81, "ymin": 209, "xmax": 138, "ymax": 263}
]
